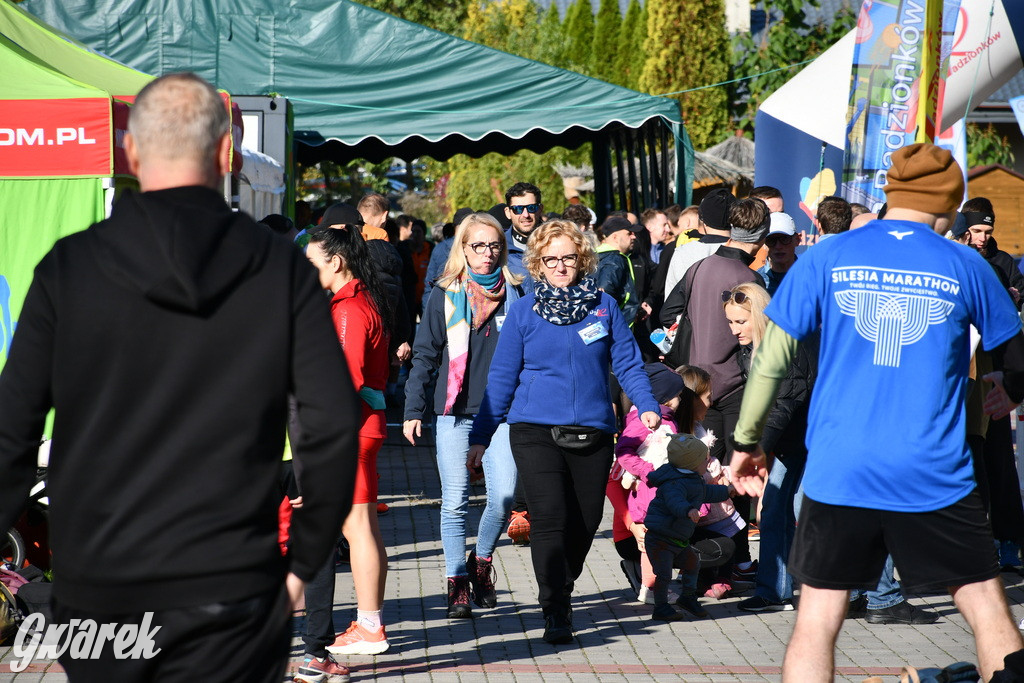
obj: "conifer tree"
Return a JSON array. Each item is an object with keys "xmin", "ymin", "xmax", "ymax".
[
  {"xmin": 612, "ymin": 0, "xmax": 645, "ymax": 88},
  {"xmin": 591, "ymin": 0, "xmax": 622, "ymax": 82},
  {"xmin": 562, "ymin": 0, "xmax": 595, "ymax": 75},
  {"xmin": 639, "ymin": 0, "xmax": 730, "ymax": 148}
]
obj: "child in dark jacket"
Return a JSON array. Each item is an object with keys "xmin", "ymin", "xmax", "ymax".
[{"xmin": 645, "ymin": 433, "xmax": 730, "ymax": 621}]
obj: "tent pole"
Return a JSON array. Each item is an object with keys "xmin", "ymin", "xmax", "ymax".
[
  {"xmin": 592, "ymin": 137, "xmax": 613, "ymax": 223},
  {"xmin": 659, "ymin": 122, "xmax": 670, "ymax": 209},
  {"xmin": 613, "ymin": 131, "xmax": 628, "ymax": 211},
  {"xmin": 637, "ymin": 127, "xmax": 651, "ymax": 211},
  {"xmin": 645, "ymin": 123, "xmax": 660, "ymax": 208},
  {"xmin": 624, "ymin": 130, "xmax": 639, "ymax": 214}
]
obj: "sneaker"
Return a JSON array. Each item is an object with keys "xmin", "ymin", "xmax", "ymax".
[
  {"xmin": 467, "ymin": 551, "xmax": 497, "ymax": 608},
  {"xmin": 652, "ymin": 603, "xmax": 684, "ymax": 621},
  {"xmin": 446, "ymin": 576, "xmax": 473, "ymax": 619},
  {"xmin": 675, "ymin": 593, "xmax": 709, "ymax": 619},
  {"xmin": 506, "ymin": 510, "xmax": 530, "ymax": 545},
  {"xmin": 542, "ymin": 612, "xmax": 573, "ymax": 644},
  {"xmin": 737, "ymin": 595, "xmax": 794, "ymax": 612},
  {"xmin": 704, "ymin": 582, "xmax": 732, "ymax": 600},
  {"xmin": 748, "ymin": 523, "xmax": 760, "ymax": 540},
  {"xmin": 865, "ymin": 600, "xmax": 939, "ymax": 625},
  {"xmin": 376, "ymin": 502, "xmax": 390, "ymax": 515},
  {"xmin": 637, "ymin": 585, "xmax": 679, "ymax": 605},
  {"xmin": 295, "ymin": 654, "xmax": 350, "ymax": 683},
  {"xmin": 327, "ymin": 622, "xmax": 390, "ymax": 656},
  {"xmin": 731, "ymin": 560, "xmax": 758, "ymax": 588}
]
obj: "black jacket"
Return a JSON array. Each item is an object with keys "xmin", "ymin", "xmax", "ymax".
[
  {"xmin": 737, "ymin": 332, "xmax": 819, "ymax": 461},
  {"xmin": 404, "ymin": 284, "xmax": 521, "ymax": 419},
  {"xmin": 984, "ymin": 237, "xmax": 1024, "ymax": 310},
  {"xmin": 366, "ymin": 238, "xmax": 412, "ymax": 347},
  {"xmin": 0, "ymin": 186, "xmax": 360, "ymax": 612}
]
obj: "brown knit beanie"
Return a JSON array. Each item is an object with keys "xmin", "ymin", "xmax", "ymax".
[{"xmin": 883, "ymin": 143, "xmax": 964, "ymax": 214}]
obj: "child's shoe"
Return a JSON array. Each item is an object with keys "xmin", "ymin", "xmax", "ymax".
[
  {"xmin": 652, "ymin": 603, "xmax": 684, "ymax": 621},
  {"xmin": 676, "ymin": 593, "xmax": 709, "ymax": 619}
]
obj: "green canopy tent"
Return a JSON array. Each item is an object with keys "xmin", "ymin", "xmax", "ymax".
[
  {"xmin": 0, "ymin": 33, "xmax": 123, "ymax": 366},
  {"xmin": 22, "ymin": 0, "xmax": 693, "ymax": 215}
]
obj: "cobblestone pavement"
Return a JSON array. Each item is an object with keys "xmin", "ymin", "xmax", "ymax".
[{"xmin": 4, "ymin": 428, "xmax": 1024, "ymax": 682}]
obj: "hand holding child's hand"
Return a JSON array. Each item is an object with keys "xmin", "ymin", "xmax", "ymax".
[{"xmin": 688, "ymin": 509, "xmax": 700, "ymax": 524}]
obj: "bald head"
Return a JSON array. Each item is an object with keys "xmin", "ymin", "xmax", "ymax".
[{"xmin": 126, "ymin": 73, "xmax": 230, "ymax": 190}]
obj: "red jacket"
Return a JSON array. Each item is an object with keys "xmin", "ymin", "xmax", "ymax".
[{"xmin": 331, "ymin": 279, "xmax": 389, "ymax": 438}]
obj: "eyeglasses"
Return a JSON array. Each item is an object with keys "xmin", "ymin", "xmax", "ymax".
[
  {"xmin": 766, "ymin": 234, "xmax": 794, "ymax": 247},
  {"xmin": 508, "ymin": 203, "xmax": 541, "ymax": 215},
  {"xmin": 722, "ymin": 290, "xmax": 748, "ymax": 304},
  {"xmin": 466, "ymin": 241, "xmax": 502, "ymax": 254},
  {"xmin": 541, "ymin": 254, "xmax": 579, "ymax": 269}
]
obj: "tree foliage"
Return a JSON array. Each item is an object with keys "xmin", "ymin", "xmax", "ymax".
[
  {"xmin": 966, "ymin": 123, "xmax": 1016, "ymax": 169},
  {"xmin": 639, "ymin": 0, "xmax": 731, "ymax": 149},
  {"xmin": 354, "ymin": 0, "xmax": 470, "ymax": 35},
  {"xmin": 591, "ymin": 0, "xmax": 622, "ymax": 82},
  {"xmin": 562, "ymin": 0, "xmax": 595, "ymax": 75},
  {"xmin": 612, "ymin": 0, "xmax": 646, "ymax": 89},
  {"xmin": 732, "ymin": 0, "xmax": 855, "ymax": 133}
]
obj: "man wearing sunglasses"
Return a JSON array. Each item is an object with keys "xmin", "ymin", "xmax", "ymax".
[
  {"xmin": 757, "ymin": 213, "xmax": 799, "ymax": 296},
  {"xmin": 503, "ymin": 182, "xmax": 544, "ymax": 290}
]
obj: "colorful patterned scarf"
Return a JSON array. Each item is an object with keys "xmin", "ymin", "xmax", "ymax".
[
  {"xmin": 532, "ymin": 275, "xmax": 600, "ymax": 325},
  {"xmin": 443, "ymin": 270, "xmax": 506, "ymax": 414}
]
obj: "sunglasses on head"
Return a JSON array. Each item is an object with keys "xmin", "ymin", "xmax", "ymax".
[
  {"xmin": 722, "ymin": 290, "xmax": 748, "ymax": 304},
  {"xmin": 508, "ymin": 203, "xmax": 541, "ymax": 215}
]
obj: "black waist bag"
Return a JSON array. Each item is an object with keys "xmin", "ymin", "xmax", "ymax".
[{"xmin": 551, "ymin": 425, "xmax": 603, "ymax": 450}]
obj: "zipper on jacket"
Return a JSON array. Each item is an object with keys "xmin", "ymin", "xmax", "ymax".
[{"xmin": 568, "ymin": 325, "xmax": 577, "ymax": 425}]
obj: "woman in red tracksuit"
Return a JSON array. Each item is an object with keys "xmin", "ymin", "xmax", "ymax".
[{"xmin": 296, "ymin": 224, "xmax": 394, "ymax": 681}]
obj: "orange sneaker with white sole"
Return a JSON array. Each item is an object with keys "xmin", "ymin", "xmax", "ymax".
[{"xmin": 326, "ymin": 622, "xmax": 390, "ymax": 656}]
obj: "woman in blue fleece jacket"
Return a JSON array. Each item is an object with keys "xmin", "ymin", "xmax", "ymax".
[{"xmin": 468, "ymin": 219, "xmax": 660, "ymax": 645}]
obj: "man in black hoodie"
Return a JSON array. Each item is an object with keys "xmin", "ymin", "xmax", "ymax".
[{"xmin": 0, "ymin": 73, "xmax": 360, "ymax": 681}]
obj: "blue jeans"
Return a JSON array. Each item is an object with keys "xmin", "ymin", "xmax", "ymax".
[
  {"xmin": 754, "ymin": 456, "xmax": 804, "ymax": 602},
  {"xmin": 435, "ymin": 416, "xmax": 517, "ymax": 577},
  {"xmin": 851, "ymin": 555, "xmax": 903, "ymax": 609}
]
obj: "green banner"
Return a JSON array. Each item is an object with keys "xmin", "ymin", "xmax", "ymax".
[{"xmin": 0, "ymin": 177, "xmax": 106, "ymax": 367}]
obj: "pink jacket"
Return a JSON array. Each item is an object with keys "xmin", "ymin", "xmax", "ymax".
[{"xmin": 614, "ymin": 405, "xmax": 678, "ymax": 524}]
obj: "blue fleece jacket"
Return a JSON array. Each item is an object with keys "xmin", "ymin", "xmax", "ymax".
[{"xmin": 469, "ymin": 291, "xmax": 659, "ymax": 446}]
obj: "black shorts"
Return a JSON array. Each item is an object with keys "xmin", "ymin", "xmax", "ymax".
[{"xmin": 789, "ymin": 490, "xmax": 998, "ymax": 592}]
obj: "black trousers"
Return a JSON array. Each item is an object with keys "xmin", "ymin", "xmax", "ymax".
[
  {"xmin": 703, "ymin": 388, "xmax": 750, "ymax": 563},
  {"xmin": 509, "ymin": 423, "xmax": 613, "ymax": 617},
  {"xmin": 53, "ymin": 584, "xmax": 289, "ymax": 683},
  {"xmin": 302, "ymin": 548, "xmax": 339, "ymax": 657}
]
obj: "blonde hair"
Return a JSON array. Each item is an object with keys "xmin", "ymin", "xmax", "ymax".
[
  {"xmin": 437, "ymin": 213, "xmax": 522, "ymax": 288},
  {"xmin": 523, "ymin": 220, "xmax": 598, "ymax": 283},
  {"xmin": 723, "ymin": 282, "xmax": 771, "ymax": 348}
]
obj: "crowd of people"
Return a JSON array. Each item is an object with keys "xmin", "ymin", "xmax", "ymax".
[
  {"xmin": 4, "ymin": 72, "xmax": 1024, "ymax": 683},
  {"xmin": 270, "ymin": 153, "xmax": 1024, "ymax": 681}
]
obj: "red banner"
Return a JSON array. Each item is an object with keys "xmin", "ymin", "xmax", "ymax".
[
  {"xmin": 113, "ymin": 100, "xmax": 130, "ymax": 175},
  {"xmin": 0, "ymin": 98, "xmax": 111, "ymax": 177}
]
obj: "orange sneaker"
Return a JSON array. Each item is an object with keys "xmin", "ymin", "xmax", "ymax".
[
  {"xmin": 326, "ymin": 622, "xmax": 390, "ymax": 656},
  {"xmin": 506, "ymin": 510, "xmax": 530, "ymax": 545},
  {"xmin": 376, "ymin": 502, "xmax": 390, "ymax": 515}
]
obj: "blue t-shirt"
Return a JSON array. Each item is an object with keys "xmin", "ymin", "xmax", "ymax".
[{"xmin": 767, "ymin": 219, "xmax": 1021, "ymax": 512}]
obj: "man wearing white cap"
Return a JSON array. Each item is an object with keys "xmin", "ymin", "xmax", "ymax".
[{"xmin": 757, "ymin": 213, "xmax": 798, "ymax": 296}]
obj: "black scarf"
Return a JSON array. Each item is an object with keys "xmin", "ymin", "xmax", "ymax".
[{"xmin": 532, "ymin": 276, "xmax": 601, "ymax": 325}]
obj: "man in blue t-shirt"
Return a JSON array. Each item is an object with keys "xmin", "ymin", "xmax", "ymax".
[{"xmin": 730, "ymin": 144, "xmax": 1024, "ymax": 682}]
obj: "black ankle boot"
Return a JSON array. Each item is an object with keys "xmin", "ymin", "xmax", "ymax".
[
  {"xmin": 446, "ymin": 576, "xmax": 473, "ymax": 619},
  {"xmin": 467, "ymin": 551, "xmax": 497, "ymax": 608}
]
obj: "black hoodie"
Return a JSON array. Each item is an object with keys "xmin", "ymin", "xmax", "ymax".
[{"xmin": 0, "ymin": 186, "xmax": 360, "ymax": 613}]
